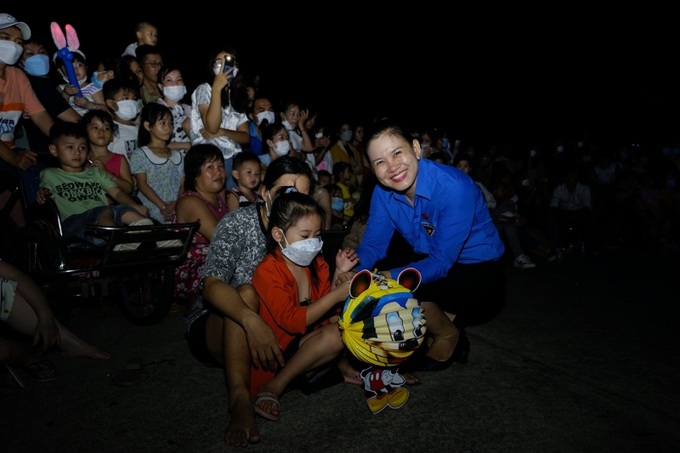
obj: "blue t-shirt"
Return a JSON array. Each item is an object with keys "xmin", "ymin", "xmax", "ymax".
[{"xmin": 355, "ymin": 159, "xmax": 505, "ymax": 284}]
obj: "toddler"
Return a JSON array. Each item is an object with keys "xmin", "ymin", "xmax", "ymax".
[
  {"xmin": 103, "ymin": 76, "xmax": 141, "ymax": 159},
  {"xmin": 122, "ymin": 21, "xmax": 158, "ymax": 57},
  {"xmin": 226, "ymin": 151, "xmax": 263, "ymax": 211}
]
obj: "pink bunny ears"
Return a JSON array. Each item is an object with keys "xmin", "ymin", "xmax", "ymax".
[{"xmin": 50, "ymin": 22, "xmax": 80, "ymax": 52}]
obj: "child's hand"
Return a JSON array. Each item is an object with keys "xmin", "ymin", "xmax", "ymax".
[
  {"xmin": 63, "ymin": 84, "xmax": 79, "ymax": 96},
  {"xmin": 331, "ymin": 278, "xmax": 351, "ymax": 301},
  {"xmin": 35, "ymin": 188, "xmax": 51, "ymax": 204},
  {"xmin": 160, "ymin": 201, "xmax": 175, "ymax": 221},
  {"xmin": 335, "ymin": 247, "xmax": 359, "ymax": 273}
]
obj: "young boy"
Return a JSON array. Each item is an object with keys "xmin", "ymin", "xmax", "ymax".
[
  {"xmin": 121, "ymin": 21, "xmax": 158, "ymax": 57},
  {"xmin": 226, "ymin": 151, "xmax": 263, "ymax": 211},
  {"xmin": 103, "ymin": 76, "xmax": 141, "ymax": 160},
  {"xmin": 38, "ymin": 120, "xmax": 152, "ymax": 250}
]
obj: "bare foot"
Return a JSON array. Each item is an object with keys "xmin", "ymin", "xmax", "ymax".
[
  {"xmin": 225, "ymin": 392, "xmax": 260, "ymax": 447},
  {"xmin": 401, "ymin": 372, "xmax": 422, "ymax": 385},
  {"xmin": 425, "ymin": 325, "xmax": 459, "ymax": 362}
]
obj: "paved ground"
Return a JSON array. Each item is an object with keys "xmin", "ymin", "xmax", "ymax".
[{"xmin": 1, "ymin": 247, "xmax": 679, "ymax": 452}]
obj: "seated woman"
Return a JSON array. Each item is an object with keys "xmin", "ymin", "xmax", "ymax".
[{"xmin": 172, "ymin": 144, "xmax": 229, "ymax": 312}]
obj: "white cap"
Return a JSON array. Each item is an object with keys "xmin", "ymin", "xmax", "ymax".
[{"xmin": 0, "ymin": 13, "xmax": 30, "ymax": 40}]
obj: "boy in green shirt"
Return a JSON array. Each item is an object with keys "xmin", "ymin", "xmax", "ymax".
[{"xmin": 37, "ymin": 120, "xmax": 151, "ymax": 248}]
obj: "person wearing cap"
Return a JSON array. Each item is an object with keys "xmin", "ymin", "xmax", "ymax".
[{"xmin": 0, "ymin": 13, "xmax": 54, "ymax": 206}]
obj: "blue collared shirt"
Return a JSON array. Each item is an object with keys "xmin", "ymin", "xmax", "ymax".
[{"xmin": 356, "ymin": 159, "xmax": 505, "ymax": 284}]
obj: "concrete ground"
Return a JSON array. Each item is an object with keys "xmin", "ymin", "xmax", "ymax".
[{"xmin": 1, "ymin": 247, "xmax": 678, "ymax": 452}]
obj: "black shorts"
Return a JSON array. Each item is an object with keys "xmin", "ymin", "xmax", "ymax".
[{"xmin": 185, "ymin": 310, "xmax": 220, "ymax": 368}]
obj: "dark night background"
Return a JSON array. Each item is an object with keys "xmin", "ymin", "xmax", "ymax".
[{"xmin": 8, "ymin": 8, "xmax": 680, "ymax": 151}]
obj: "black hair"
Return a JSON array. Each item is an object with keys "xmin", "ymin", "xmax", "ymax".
[
  {"xmin": 363, "ymin": 117, "xmax": 416, "ymax": 161},
  {"xmin": 135, "ymin": 44, "xmax": 162, "ymax": 65},
  {"xmin": 260, "ymin": 120, "xmax": 288, "ymax": 147},
  {"xmin": 49, "ymin": 119, "xmax": 87, "ymax": 144},
  {"xmin": 102, "ymin": 76, "xmax": 140, "ymax": 101},
  {"xmin": 137, "ymin": 103, "xmax": 173, "ymax": 146},
  {"xmin": 266, "ymin": 191, "xmax": 326, "ymax": 283},
  {"xmin": 261, "ymin": 156, "xmax": 313, "ymax": 191},
  {"xmin": 183, "ymin": 144, "xmax": 224, "ymax": 192},
  {"xmin": 81, "ymin": 109, "xmax": 115, "ymax": 130},
  {"xmin": 332, "ymin": 161, "xmax": 352, "ymax": 182}
]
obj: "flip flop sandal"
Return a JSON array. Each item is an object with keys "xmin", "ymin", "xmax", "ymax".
[
  {"xmin": 24, "ymin": 359, "xmax": 60, "ymax": 382},
  {"xmin": 253, "ymin": 391, "xmax": 280, "ymax": 421}
]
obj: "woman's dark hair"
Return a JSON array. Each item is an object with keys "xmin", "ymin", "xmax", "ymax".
[
  {"xmin": 81, "ymin": 109, "xmax": 115, "ymax": 130},
  {"xmin": 261, "ymin": 156, "xmax": 313, "ymax": 191},
  {"xmin": 363, "ymin": 118, "xmax": 416, "ymax": 160},
  {"xmin": 266, "ymin": 191, "xmax": 326, "ymax": 283},
  {"xmin": 137, "ymin": 103, "xmax": 173, "ymax": 146},
  {"xmin": 260, "ymin": 120, "xmax": 287, "ymax": 145},
  {"xmin": 183, "ymin": 144, "xmax": 224, "ymax": 192}
]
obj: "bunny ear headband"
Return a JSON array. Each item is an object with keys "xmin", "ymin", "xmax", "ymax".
[{"xmin": 51, "ymin": 22, "xmax": 83, "ymax": 97}]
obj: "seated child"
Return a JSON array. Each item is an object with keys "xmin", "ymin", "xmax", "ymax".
[
  {"xmin": 103, "ymin": 77, "xmax": 141, "ymax": 160},
  {"xmin": 54, "ymin": 50, "xmax": 106, "ymax": 116},
  {"xmin": 226, "ymin": 151, "xmax": 263, "ymax": 211},
  {"xmin": 250, "ymin": 191, "xmax": 359, "ymax": 421},
  {"xmin": 37, "ymin": 120, "xmax": 164, "ymax": 251}
]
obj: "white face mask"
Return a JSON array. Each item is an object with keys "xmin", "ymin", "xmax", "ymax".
[
  {"xmin": 62, "ymin": 73, "xmax": 87, "ymax": 85},
  {"xmin": 116, "ymin": 99, "xmax": 140, "ymax": 120},
  {"xmin": 278, "ymin": 234, "xmax": 324, "ymax": 267},
  {"xmin": 274, "ymin": 140, "xmax": 291, "ymax": 157},
  {"xmin": 0, "ymin": 40, "xmax": 24, "ymax": 65},
  {"xmin": 340, "ymin": 130, "xmax": 353, "ymax": 142},
  {"xmin": 256, "ymin": 110, "xmax": 275, "ymax": 126},
  {"xmin": 163, "ymin": 85, "xmax": 187, "ymax": 101}
]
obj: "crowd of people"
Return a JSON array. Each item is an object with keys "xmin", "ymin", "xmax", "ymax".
[{"xmin": 2, "ymin": 13, "xmax": 680, "ymax": 448}]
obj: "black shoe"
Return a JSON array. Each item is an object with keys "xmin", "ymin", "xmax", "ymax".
[{"xmin": 413, "ymin": 329, "xmax": 470, "ymax": 372}]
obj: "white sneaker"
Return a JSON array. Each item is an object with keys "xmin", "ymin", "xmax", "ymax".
[
  {"xmin": 112, "ymin": 218, "xmax": 154, "ymax": 251},
  {"xmin": 514, "ymin": 254, "xmax": 536, "ymax": 269}
]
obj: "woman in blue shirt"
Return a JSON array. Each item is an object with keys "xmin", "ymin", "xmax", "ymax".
[{"xmin": 345, "ymin": 119, "xmax": 506, "ymax": 372}]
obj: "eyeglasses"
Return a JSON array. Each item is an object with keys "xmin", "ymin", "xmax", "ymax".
[{"xmin": 145, "ymin": 61, "xmax": 162, "ymax": 68}]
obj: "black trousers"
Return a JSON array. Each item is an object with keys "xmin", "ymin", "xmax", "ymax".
[{"xmin": 375, "ymin": 233, "xmax": 506, "ymax": 327}]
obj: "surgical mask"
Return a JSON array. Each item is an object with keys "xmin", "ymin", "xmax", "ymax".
[
  {"xmin": 521, "ymin": 178, "xmax": 530, "ymax": 188},
  {"xmin": 91, "ymin": 71, "xmax": 105, "ymax": 89},
  {"xmin": 256, "ymin": 110, "xmax": 275, "ymax": 126},
  {"xmin": 331, "ymin": 197, "xmax": 344, "ymax": 212},
  {"xmin": 163, "ymin": 85, "xmax": 187, "ymax": 101},
  {"xmin": 274, "ymin": 140, "xmax": 291, "ymax": 157},
  {"xmin": 0, "ymin": 40, "xmax": 23, "ymax": 65},
  {"xmin": 529, "ymin": 149, "xmax": 537, "ymax": 157},
  {"xmin": 23, "ymin": 54, "xmax": 50, "ymax": 76},
  {"xmin": 116, "ymin": 100, "xmax": 140, "ymax": 120},
  {"xmin": 279, "ymin": 234, "xmax": 324, "ymax": 267},
  {"xmin": 340, "ymin": 130, "xmax": 353, "ymax": 142}
]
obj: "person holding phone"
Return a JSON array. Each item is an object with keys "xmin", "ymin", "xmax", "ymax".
[{"xmin": 189, "ymin": 47, "xmax": 250, "ymax": 190}]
